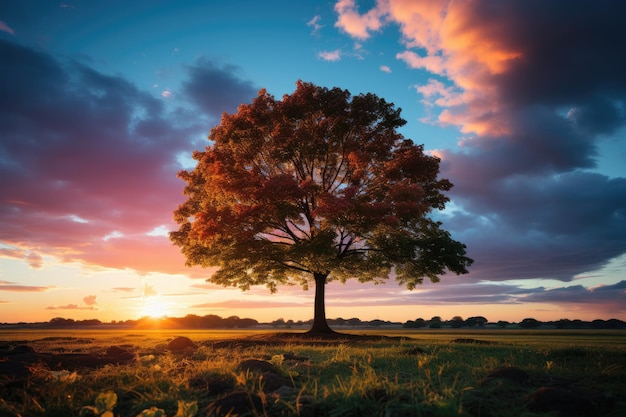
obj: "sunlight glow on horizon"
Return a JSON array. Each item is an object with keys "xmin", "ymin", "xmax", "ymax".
[{"xmin": 140, "ymin": 296, "xmax": 170, "ymax": 319}]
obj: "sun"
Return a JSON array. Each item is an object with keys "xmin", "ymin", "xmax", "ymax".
[{"xmin": 141, "ymin": 297, "xmax": 168, "ymax": 318}]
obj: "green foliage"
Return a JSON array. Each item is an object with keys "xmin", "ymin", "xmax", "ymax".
[
  {"xmin": 79, "ymin": 392, "xmax": 197, "ymax": 417},
  {"xmin": 173, "ymin": 401, "xmax": 198, "ymax": 417},
  {"xmin": 79, "ymin": 391, "xmax": 117, "ymax": 417}
]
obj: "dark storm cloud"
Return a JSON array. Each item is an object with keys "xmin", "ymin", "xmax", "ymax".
[
  {"xmin": 0, "ymin": 39, "xmax": 190, "ymax": 257},
  {"xmin": 522, "ymin": 281, "xmax": 626, "ymax": 312},
  {"xmin": 405, "ymin": 1, "xmax": 626, "ymax": 282},
  {"xmin": 183, "ymin": 58, "xmax": 258, "ymax": 117},
  {"xmin": 493, "ymin": 1, "xmax": 626, "ymax": 116},
  {"xmin": 0, "ymin": 39, "xmax": 256, "ymax": 274}
]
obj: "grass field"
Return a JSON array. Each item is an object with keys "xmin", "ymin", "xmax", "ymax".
[{"xmin": 1, "ymin": 328, "xmax": 625, "ymax": 416}]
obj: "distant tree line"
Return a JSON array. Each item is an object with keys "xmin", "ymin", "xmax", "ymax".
[
  {"xmin": 269, "ymin": 317, "xmax": 397, "ymax": 328},
  {"xmin": 402, "ymin": 316, "xmax": 626, "ymax": 330},
  {"xmin": 403, "ymin": 316, "xmax": 488, "ymax": 329},
  {"xmin": 1, "ymin": 315, "xmax": 625, "ymax": 330},
  {"xmin": 0, "ymin": 314, "xmax": 259, "ymax": 329}
]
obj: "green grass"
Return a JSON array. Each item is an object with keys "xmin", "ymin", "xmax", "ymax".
[{"xmin": 1, "ymin": 329, "xmax": 625, "ymax": 416}]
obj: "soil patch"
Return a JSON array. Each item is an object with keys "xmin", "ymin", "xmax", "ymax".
[{"xmin": 0, "ymin": 343, "xmax": 136, "ymax": 381}]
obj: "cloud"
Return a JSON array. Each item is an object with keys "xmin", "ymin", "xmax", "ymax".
[
  {"xmin": 83, "ymin": 295, "xmax": 97, "ymax": 306},
  {"xmin": 334, "ymin": 0, "xmax": 387, "ymax": 39},
  {"xmin": 0, "ymin": 39, "xmax": 256, "ymax": 277},
  {"xmin": 521, "ymin": 281, "xmax": 626, "ymax": 313},
  {"xmin": 112, "ymin": 287, "xmax": 135, "ymax": 292},
  {"xmin": 46, "ymin": 294, "xmax": 99, "ymax": 310},
  {"xmin": 182, "ymin": 58, "xmax": 257, "ymax": 117},
  {"xmin": 0, "ymin": 21, "xmax": 15, "ymax": 35},
  {"xmin": 307, "ymin": 15, "xmax": 323, "ymax": 35},
  {"xmin": 143, "ymin": 284, "xmax": 158, "ymax": 298},
  {"xmin": 335, "ymin": 0, "xmax": 626, "ymax": 282},
  {"xmin": 379, "ymin": 65, "xmax": 391, "ymax": 73},
  {"xmin": 192, "ymin": 299, "xmax": 305, "ymax": 309},
  {"xmin": 26, "ymin": 252, "xmax": 43, "ymax": 269},
  {"xmin": 0, "ymin": 280, "xmax": 51, "ymax": 292},
  {"xmin": 46, "ymin": 304, "xmax": 96, "ymax": 311},
  {"xmin": 318, "ymin": 50, "xmax": 342, "ymax": 61},
  {"xmin": 0, "ymin": 246, "xmax": 42, "ymax": 268}
]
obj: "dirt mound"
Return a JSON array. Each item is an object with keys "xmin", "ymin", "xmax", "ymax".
[
  {"xmin": 167, "ymin": 336, "xmax": 196, "ymax": 352},
  {"xmin": 207, "ymin": 331, "xmax": 408, "ymax": 349},
  {"xmin": 0, "ymin": 343, "xmax": 136, "ymax": 380}
]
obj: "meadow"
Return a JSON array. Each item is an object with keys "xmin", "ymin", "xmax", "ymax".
[{"xmin": 1, "ymin": 328, "xmax": 624, "ymax": 416}]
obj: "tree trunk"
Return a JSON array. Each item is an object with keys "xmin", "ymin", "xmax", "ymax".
[{"xmin": 307, "ymin": 272, "xmax": 335, "ymax": 334}]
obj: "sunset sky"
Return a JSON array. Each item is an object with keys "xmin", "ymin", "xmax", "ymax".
[{"xmin": 1, "ymin": 0, "xmax": 625, "ymax": 325}]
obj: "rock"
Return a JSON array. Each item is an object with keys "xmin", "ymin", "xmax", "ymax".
[
  {"xmin": 260, "ymin": 371, "xmax": 292, "ymax": 393},
  {"xmin": 365, "ymin": 388, "xmax": 388, "ymax": 401},
  {"xmin": 105, "ymin": 346, "xmax": 135, "ymax": 363},
  {"xmin": 208, "ymin": 391, "xmax": 263, "ymax": 417},
  {"xmin": 167, "ymin": 336, "xmax": 196, "ymax": 352},
  {"xmin": 1, "ymin": 345, "xmax": 34, "ymax": 354},
  {"xmin": 282, "ymin": 352, "xmax": 309, "ymax": 361},
  {"xmin": 528, "ymin": 386, "xmax": 595, "ymax": 417},
  {"xmin": 403, "ymin": 346, "xmax": 425, "ymax": 355},
  {"xmin": 452, "ymin": 338, "xmax": 494, "ymax": 345},
  {"xmin": 0, "ymin": 344, "xmax": 42, "ymax": 379},
  {"xmin": 273, "ymin": 385, "xmax": 298, "ymax": 398},
  {"xmin": 297, "ymin": 395, "xmax": 315, "ymax": 417},
  {"xmin": 188, "ymin": 373, "xmax": 236, "ymax": 395},
  {"xmin": 482, "ymin": 366, "xmax": 529, "ymax": 384},
  {"xmin": 237, "ymin": 359, "xmax": 279, "ymax": 374}
]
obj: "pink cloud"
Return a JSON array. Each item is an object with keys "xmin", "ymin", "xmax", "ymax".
[
  {"xmin": 338, "ymin": 1, "xmax": 526, "ymax": 135},
  {"xmin": 0, "ymin": 281, "xmax": 51, "ymax": 292},
  {"xmin": 46, "ymin": 304, "xmax": 96, "ymax": 311},
  {"xmin": 334, "ymin": 0, "xmax": 387, "ymax": 39},
  {"xmin": 318, "ymin": 50, "xmax": 342, "ymax": 62},
  {"xmin": 113, "ymin": 287, "xmax": 136, "ymax": 292},
  {"xmin": 307, "ymin": 15, "xmax": 323, "ymax": 35},
  {"xmin": 0, "ymin": 21, "xmax": 14, "ymax": 35},
  {"xmin": 83, "ymin": 295, "xmax": 97, "ymax": 306},
  {"xmin": 192, "ymin": 299, "xmax": 305, "ymax": 309},
  {"xmin": 26, "ymin": 252, "xmax": 43, "ymax": 269}
]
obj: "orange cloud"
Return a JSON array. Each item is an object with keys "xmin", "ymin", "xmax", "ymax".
[
  {"xmin": 338, "ymin": 0, "xmax": 524, "ymax": 136},
  {"xmin": 0, "ymin": 281, "xmax": 51, "ymax": 292}
]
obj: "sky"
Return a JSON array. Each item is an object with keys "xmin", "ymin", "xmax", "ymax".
[{"xmin": 1, "ymin": 0, "xmax": 625, "ymax": 325}]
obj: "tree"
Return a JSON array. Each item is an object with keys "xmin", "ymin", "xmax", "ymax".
[
  {"xmin": 519, "ymin": 318, "xmax": 542, "ymax": 329},
  {"xmin": 450, "ymin": 316, "xmax": 464, "ymax": 328},
  {"xmin": 171, "ymin": 81, "xmax": 473, "ymax": 334},
  {"xmin": 465, "ymin": 316, "xmax": 488, "ymax": 328},
  {"xmin": 429, "ymin": 320, "xmax": 442, "ymax": 329}
]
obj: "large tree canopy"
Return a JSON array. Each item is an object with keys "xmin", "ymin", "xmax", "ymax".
[{"xmin": 171, "ymin": 81, "xmax": 473, "ymax": 333}]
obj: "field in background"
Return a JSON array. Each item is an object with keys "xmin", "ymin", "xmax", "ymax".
[
  {"xmin": 2, "ymin": 327, "xmax": 625, "ymax": 347},
  {"xmin": 1, "ymin": 328, "xmax": 625, "ymax": 416}
]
